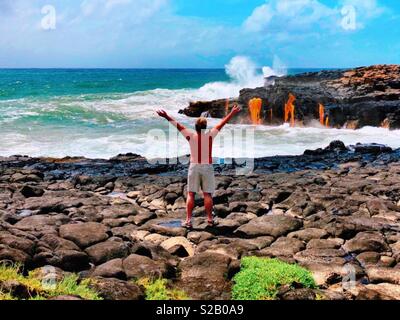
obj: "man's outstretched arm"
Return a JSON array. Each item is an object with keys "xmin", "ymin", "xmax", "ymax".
[
  {"xmin": 156, "ymin": 109, "xmax": 192, "ymax": 138},
  {"xmin": 212, "ymin": 105, "xmax": 242, "ymax": 133}
]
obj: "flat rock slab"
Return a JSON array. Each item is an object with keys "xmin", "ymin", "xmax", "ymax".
[
  {"xmin": 234, "ymin": 215, "xmax": 302, "ymax": 238},
  {"xmin": 59, "ymin": 222, "xmax": 109, "ymax": 248},
  {"xmin": 258, "ymin": 237, "xmax": 305, "ymax": 257},
  {"xmin": 288, "ymin": 228, "xmax": 328, "ymax": 242},
  {"xmin": 366, "ymin": 267, "xmax": 400, "ymax": 285},
  {"xmin": 343, "ymin": 231, "xmax": 389, "ymax": 254},
  {"xmin": 302, "ymin": 263, "xmax": 362, "ymax": 287},
  {"xmin": 295, "ymin": 249, "xmax": 347, "ymax": 265},
  {"xmin": 365, "ymin": 283, "xmax": 400, "ymax": 300}
]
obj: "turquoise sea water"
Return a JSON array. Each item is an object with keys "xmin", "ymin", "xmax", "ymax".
[
  {"xmin": 0, "ymin": 69, "xmax": 232, "ymax": 100},
  {"xmin": 1, "ymin": 68, "xmax": 400, "ymax": 159}
]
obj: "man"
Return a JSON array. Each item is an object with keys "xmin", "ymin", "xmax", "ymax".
[{"xmin": 156, "ymin": 105, "xmax": 242, "ymax": 228}]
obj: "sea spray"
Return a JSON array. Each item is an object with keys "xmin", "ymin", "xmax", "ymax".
[{"xmin": 1, "ymin": 65, "xmax": 400, "ymax": 159}]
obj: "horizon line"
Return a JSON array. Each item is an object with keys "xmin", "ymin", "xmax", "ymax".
[{"xmin": 0, "ymin": 66, "xmax": 351, "ymax": 70}]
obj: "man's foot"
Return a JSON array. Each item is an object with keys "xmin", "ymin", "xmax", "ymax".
[
  {"xmin": 182, "ymin": 220, "xmax": 193, "ymax": 229},
  {"xmin": 207, "ymin": 219, "xmax": 217, "ymax": 227}
]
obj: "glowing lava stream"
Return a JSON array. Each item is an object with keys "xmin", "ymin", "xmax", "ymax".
[
  {"xmin": 284, "ymin": 93, "xmax": 296, "ymax": 127},
  {"xmin": 248, "ymin": 98, "xmax": 263, "ymax": 125},
  {"xmin": 319, "ymin": 103, "xmax": 330, "ymax": 128}
]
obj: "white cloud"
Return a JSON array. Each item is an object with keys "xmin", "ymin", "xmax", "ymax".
[
  {"xmin": 0, "ymin": 0, "xmax": 391, "ymax": 68},
  {"xmin": 243, "ymin": 3, "xmax": 274, "ymax": 32},
  {"xmin": 80, "ymin": 0, "xmax": 168, "ymax": 19},
  {"xmin": 340, "ymin": 0, "xmax": 384, "ymax": 18},
  {"xmin": 243, "ymin": 0, "xmax": 384, "ymax": 34}
]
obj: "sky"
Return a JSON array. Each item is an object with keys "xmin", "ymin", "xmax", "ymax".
[{"xmin": 0, "ymin": 0, "xmax": 399, "ymax": 68}]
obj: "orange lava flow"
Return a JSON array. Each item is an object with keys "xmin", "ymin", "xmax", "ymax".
[
  {"xmin": 284, "ymin": 93, "xmax": 296, "ymax": 127},
  {"xmin": 318, "ymin": 103, "xmax": 330, "ymax": 127},
  {"xmin": 319, "ymin": 103, "xmax": 325, "ymax": 125},
  {"xmin": 248, "ymin": 98, "xmax": 262, "ymax": 125}
]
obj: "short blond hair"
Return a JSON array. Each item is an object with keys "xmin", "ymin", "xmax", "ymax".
[{"xmin": 195, "ymin": 117, "xmax": 208, "ymax": 132}]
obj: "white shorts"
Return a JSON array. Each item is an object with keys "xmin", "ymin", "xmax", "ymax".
[{"xmin": 187, "ymin": 164, "xmax": 216, "ymax": 194}]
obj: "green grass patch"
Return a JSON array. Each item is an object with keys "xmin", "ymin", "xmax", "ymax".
[
  {"xmin": 0, "ymin": 263, "xmax": 102, "ymax": 300},
  {"xmin": 137, "ymin": 278, "xmax": 189, "ymax": 300},
  {"xmin": 232, "ymin": 257, "xmax": 317, "ymax": 300}
]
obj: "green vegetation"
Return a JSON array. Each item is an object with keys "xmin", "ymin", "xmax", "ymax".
[
  {"xmin": 232, "ymin": 257, "xmax": 317, "ymax": 300},
  {"xmin": 137, "ymin": 277, "xmax": 189, "ymax": 300},
  {"xmin": 0, "ymin": 291, "xmax": 14, "ymax": 300},
  {"xmin": 0, "ymin": 263, "xmax": 102, "ymax": 300}
]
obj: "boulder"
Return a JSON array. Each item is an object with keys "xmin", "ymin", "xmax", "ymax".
[
  {"xmin": 294, "ymin": 248, "xmax": 347, "ymax": 265},
  {"xmin": 365, "ymin": 283, "xmax": 400, "ymax": 300},
  {"xmin": 245, "ymin": 236, "xmax": 275, "ymax": 250},
  {"xmin": 0, "ymin": 245, "xmax": 31, "ymax": 265},
  {"xmin": 0, "ymin": 280, "xmax": 34, "ymax": 299},
  {"xmin": 85, "ymin": 239, "xmax": 129, "ymax": 265},
  {"xmin": 34, "ymin": 234, "xmax": 89, "ymax": 271},
  {"xmin": 123, "ymin": 254, "xmax": 170, "ymax": 279},
  {"xmin": 343, "ymin": 232, "xmax": 389, "ymax": 254},
  {"xmin": 89, "ymin": 277, "xmax": 144, "ymax": 300},
  {"xmin": 279, "ymin": 288, "xmax": 316, "ymax": 300},
  {"xmin": 14, "ymin": 214, "xmax": 70, "ymax": 232},
  {"xmin": 111, "ymin": 224, "xmax": 139, "ymax": 240},
  {"xmin": 0, "ymin": 232, "xmax": 35, "ymax": 255},
  {"xmin": 258, "ymin": 237, "xmax": 305, "ymax": 258},
  {"xmin": 133, "ymin": 211, "xmax": 157, "ymax": 226},
  {"xmin": 144, "ymin": 233, "xmax": 169, "ymax": 245},
  {"xmin": 160, "ymin": 237, "xmax": 195, "ymax": 257},
  {"xmin": 33, "ymin": 249, "xmax": 89, "ymax": 272},
  {"xmin": 356, "ymin": 252, "xmax": 381, "ymax": 266},
  {"xmin": 19, "ymin": 185, "xmax": 45, "ymax": 198},
  {"xmin": 235, "ymin": 215, "xmax": 302, "ymax": 238},
  {"xmin": 59, "ymin": 222, "xmax": 109, "ymax": 248},
  {"xmin": 141, "ymin": 219, "xmax": 187, "ymax": 237},
  {"xmin": 306, "ymin": 238, "xmax": 344, "ymax": 250},
  {"xmin": 92, "ymin": 259, "xmax": 126, "ymax": 279},
  {"xmin": 302, "ymin": 263, "xmax": 362, "ymax": 287},
  {"xmin": 187, "ymin": 231, "xmax": 214, "ymax": 244},
  {"xmin": 366, "ymin": 267, "xmax": 400, "ymax": 284},
  {"xmin": 176, "ymin": 252, "xmax": 232, "ymax": 300},
  {"xmin": 288, "ymin": 228, "xmax": 328, "ymax": 242}
]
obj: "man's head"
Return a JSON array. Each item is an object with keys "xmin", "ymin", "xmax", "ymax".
[{"xmin": 195, "ymin": 117, "xmax": 207, "ymax": 133}]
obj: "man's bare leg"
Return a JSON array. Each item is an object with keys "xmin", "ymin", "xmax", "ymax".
[
  {"xmin": 204, "ymin": 192, "xmax": 214, "ymax": 224},
  {"xmin": 186, "ymin": 192, "xmax": 195, "ymax": 226}
]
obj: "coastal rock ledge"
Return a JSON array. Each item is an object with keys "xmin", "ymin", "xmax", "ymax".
[
  {"xmin": 180, "ymin": 64, "xmax": 400, "ymax": 129},
  {"xmin": 1, "ymin": 142, "xmax": 400, "ymax": 300}
]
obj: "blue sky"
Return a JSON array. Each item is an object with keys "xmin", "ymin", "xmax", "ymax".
[{"xmin": 0, "ymin": 0, "xmax": 399, "ymax": 68}]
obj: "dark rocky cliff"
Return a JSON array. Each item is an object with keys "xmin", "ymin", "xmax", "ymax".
[{"xmin": 180, "ymin": 65, "xmax": 400, "ymax": 129}]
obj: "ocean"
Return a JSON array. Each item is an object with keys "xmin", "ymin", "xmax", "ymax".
[{"xmin": 1, "ymin": 65, "xmax": 400, "ymax": 160}]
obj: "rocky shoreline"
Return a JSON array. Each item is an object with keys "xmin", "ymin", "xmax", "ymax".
[
  {"xmin": 180, "ymin": 64, "xmax": 400, "ymax": 129},
  {"xmin": 1, "ymin": 141, "xmax": 400, "ymax": 300}
]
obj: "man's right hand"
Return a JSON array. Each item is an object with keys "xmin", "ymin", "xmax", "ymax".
[{"xmin": 231, "ymin": 105, "xmax": 242, "ymax": 115}]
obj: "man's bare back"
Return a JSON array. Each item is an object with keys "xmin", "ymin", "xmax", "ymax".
[{"xmin": 156, "ymin": 105, "xmax": 242, "ymax": 228}]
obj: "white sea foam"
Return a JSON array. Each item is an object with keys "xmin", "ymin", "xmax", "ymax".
[{"xmin": 1, "ymin": 57, "xmax": 400, "ymax": 159}]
